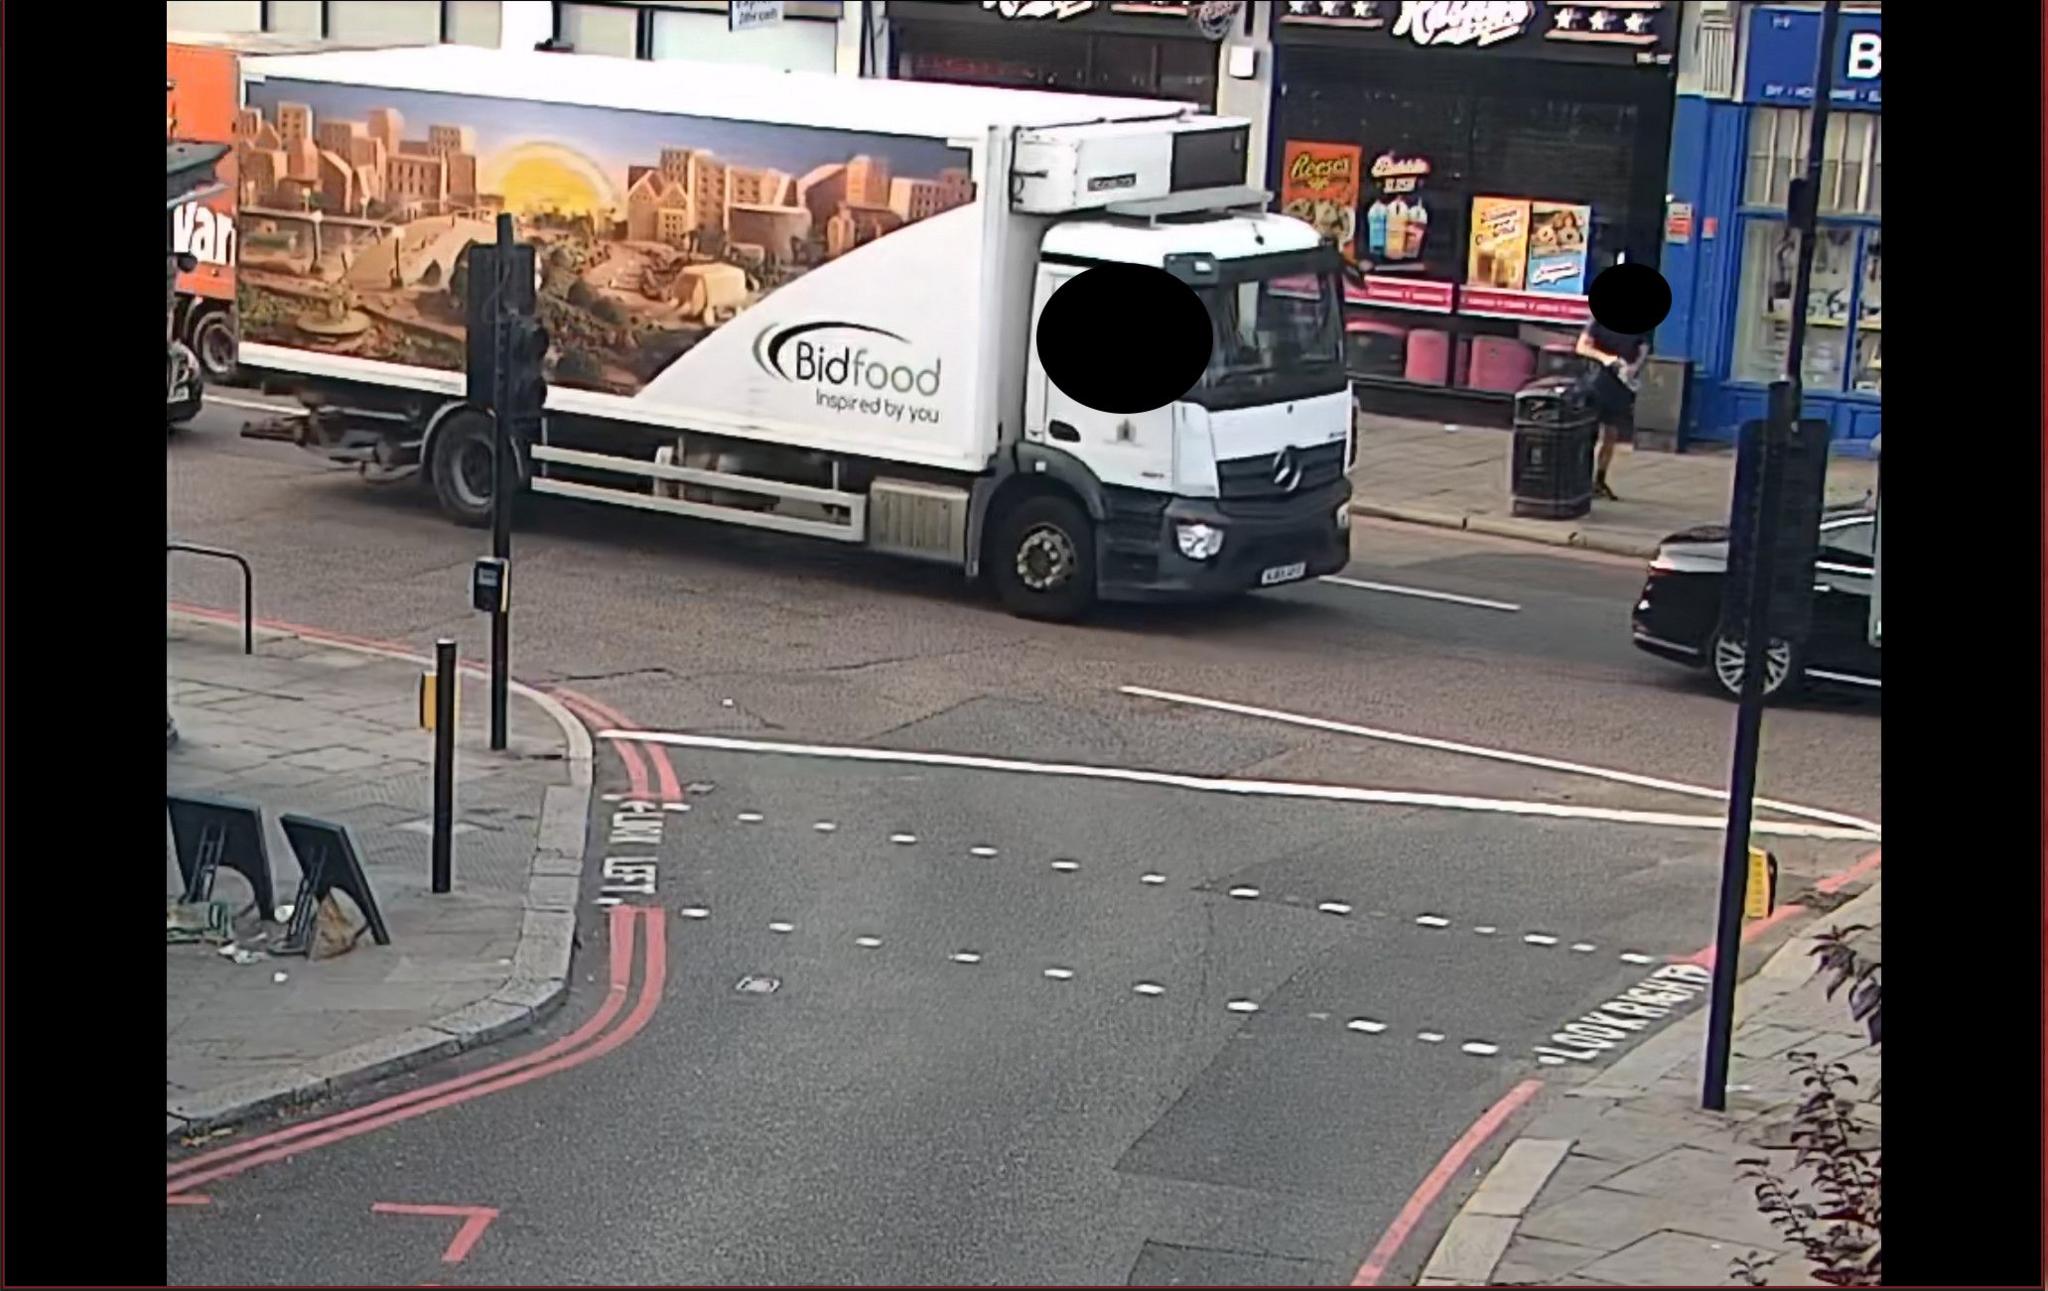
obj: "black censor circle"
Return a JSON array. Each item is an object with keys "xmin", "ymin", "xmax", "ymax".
[
  {"xmin": 1036, "ymin": 265, "xmax": 1213, "ymax": 414},
  {"xmin": 1587, "ymin": 262, "xmax": 1672, "ymax": 335}
]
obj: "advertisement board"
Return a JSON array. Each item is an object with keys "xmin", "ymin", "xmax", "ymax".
[
  {"xmin": 1467, "ymin": 196, "xmax": 1531, "ymax": 290},
  {"xmin": 1279, "ymin": 141, "xmax": 1362, "ymax": 260},
  {"xmin": 1525, "ymin": 200, "xmax": 1590, "ymax": 295}
]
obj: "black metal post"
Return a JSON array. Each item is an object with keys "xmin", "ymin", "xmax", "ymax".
[
  {"xmin": 1702, "ymin": 0, "xmax": 1841, "ymax": 1113},
  {"xmin": 489, "ymin": 212, "xmax": 514, "ymax": 752},
  {"xmin": 432, "ymin": 637, "xmax": 458, "ymax": 894}
]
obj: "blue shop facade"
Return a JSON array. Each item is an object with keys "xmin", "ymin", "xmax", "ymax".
[{"xmin": 1659, "ymin": 4, "xmax": 1881, "ymax": 454}]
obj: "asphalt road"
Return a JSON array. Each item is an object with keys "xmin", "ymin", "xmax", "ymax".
[{"xmin": 166, "ymin": 402, "xmax": 1880, "ymax": 1285}]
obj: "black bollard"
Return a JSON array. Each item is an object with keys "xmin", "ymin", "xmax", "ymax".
[{"xmin": 432, "ymin": 638, "xmax": 457, "ymax": 894}]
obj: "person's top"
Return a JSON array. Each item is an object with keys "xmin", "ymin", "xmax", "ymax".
[{"xmin": 1583, "ymin": 321, "xmax": 1647, "ymax": 365}]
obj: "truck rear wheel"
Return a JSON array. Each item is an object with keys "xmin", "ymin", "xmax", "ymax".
[
  {"xmin": 429, "ymin": 409, "xmax": 501, "ymax": 528},
  {"xmin": 189, "ymin": 308, "xmax": 238, "ymax": 384},
  {"xmin": 991, "ymin": 493, "xmax": 1096, "ymax": 622}
]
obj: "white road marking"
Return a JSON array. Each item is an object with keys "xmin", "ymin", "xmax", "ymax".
[
  {"xmin": 1115, "ymin": 687, "xmax": 1881, "ymax": 837},
  {"xmin": 1043, "ymin": 967, "xmax": 1075, "ymax": 981},
  {"xmin": 1475, "ymin": 925, "xmax": 1499, "ymax": 935},
  {"xmin": 970, "ymin": 846, "xmax": 999, "ymax": 858},
  {"xmin": 1619, "ymin": 952, "xmax": 1656, "ymax": 965},
  {"xmin": 1309, "ymin": 1011, "xmax": 1331, "ymax": 1021},
  {"xmin": 1318, "ymin": 901, "xmax": 1353, "ymax": 916},
  {"xmin": 1226, "ymin": 999, "xmax": 1260, "ymax": 1013},
  {"xmin": 1461, "ymin": 1042, "xmax": 1501, "ymax": 1057},
  {"xmin": 678, "ymin": 907, "xmax": 709, "ymax": 919},
  {"xmin": 854, "ymin": 936, "xmax": 882, "ymax": 948},
  {"xmin": 663, "ymin": 802, "xmax": 690, "ymax": 813},
  {"xmin": 814, "ymin": 821, "xmax": 837, "ymax": 832},
  {"xmin": 1134, "ymin": 982, "xmax": 1166, "ymax": 996},
  {"xmin": 601, "ymin": 731, "xmax": 1880, "ymax": 842},
  {"xmin": 1524, "ymin": 934, "xmax": 1559, "ymax": 946},
  {"xmin": 1140, "ymin": 873, "xmax": 1167, "ymax": 885},
  {"xmin": 1418, "ymin": 1031, "xmax": 1446, "ymax": 1044},
  {"xmin": 202, "ymin": 393, "xmax": 301, "ymax": 415},
  {"xmin": 1536, "ymin": 1054, "xmax": 1568, "ymax": 1066},
  {"xmin": 768, "ymin": 921, "xmax": 795, "ymax": 934},
  {"xmin": 594, "ymin": 895, "xmax": 623, "ymax": 907},
  {"xmin": 951, "ymin": 951, "xmax": 982, "ymax": 964},
  {"xmin": 737, "ymin": 812, "xmax": 765, "ymax": 823},
  {"xmin": 1318, "ymin": 575, "xmax": 1522, "ymax": 613},
  {"xmin": 1052, "ymin": 859, "xmax": 1080, "ymax": 872},
  {"xmin": 1347, "ymin": 1019, "xmax": 1387, "ymax": 1034},
  {"xmin": 1228, "ymin": 886, "xmax": 1261, "ymax": 900},
  {"xmin": 1571, "ymin": 942, "xmax": 1598, "ymax": 953},
  {"xmin": 890, "ymin": 833, "xmax": 918, "ymax": 845},
  {"xmin": 601, "ymin": 793, "xmax": 625, "ymax": 802},
  {"xmin": 1415, "ymin": 914, "xmax": 1450, "ymax": 928}
]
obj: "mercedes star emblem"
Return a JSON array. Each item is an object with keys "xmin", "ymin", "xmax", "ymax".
[{"xmin": 1271, "ymin": 448, "xmax": 1305, "ymax": 492}]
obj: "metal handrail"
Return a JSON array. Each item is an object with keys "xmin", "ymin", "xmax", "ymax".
[{"xmin": 167, "ymin": 542, "xmax": 254, "ymax": 655}]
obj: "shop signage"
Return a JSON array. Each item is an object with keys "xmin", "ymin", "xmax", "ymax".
[
  {"xmin": 1469, "ymin": 196, "xmax": 1532, "ymax": 290},
  {"xmin": 1458, "ymin": 285, "xmax": 1590, "ymax": 324},
  {"xmin": 1362, "ymin": 153, "xmax": 1432, "ymax": 267},
  {"xmin": 1280, "ymin": 141, "xmax": 1364, "ymax": 259},
  {"xmin": 1664, "ymin": 201, "xmax": 1693, "ymax": 244},
  {"xmin": 978, "ymin": 0, "xmax": 1233, "ymax": 20},
  {"xmin": 1279, "ymin": 1, "xmax": 1674, "ymax": 66},
  {"xmin": 1744, "ymin": 7, "xmax": 1881, "ymax": 110},
  {"xmin": 1344, "ymin": 276, "xmax": 1455, "ymax": 313},
  {"xmin": 729, "ymin": 0, "xmax": 784, "ymax": 31},
  {"xmin": 1369, "ymin": 153, "xmax": 1429, "ymax": 194},
  {"xmin": 1527, "ymin": 201, "xmax": 1590, "ymax": 295}
]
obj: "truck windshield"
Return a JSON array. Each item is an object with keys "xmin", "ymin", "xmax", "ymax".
[{"xmin": 1190, "ymin": 259, "xmax": 1344, "ymax": 410}]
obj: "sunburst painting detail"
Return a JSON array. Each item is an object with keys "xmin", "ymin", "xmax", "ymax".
[{"xmin": 483, "ymin": 142, "xmax": 619, "ymax": 217}]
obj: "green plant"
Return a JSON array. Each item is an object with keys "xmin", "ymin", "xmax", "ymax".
[{"xmin": 1732, "ymin": 926, "xmax": 1881, "ymax": 1287}]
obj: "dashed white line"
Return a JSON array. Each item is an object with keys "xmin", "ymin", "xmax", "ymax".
[
  {"xmin": 1414, "ymin": 914, "xmax": 1450, "ymax": 928},
  {"xmin": 1052, "ymin": 859, "xmax": 1080, "ymax": 872},
  {"xmin": 1133, "ymin": 982, "xmax": 1165, "ymax": 996},
  {"xmin": 969, "ymin": 846, "xmax": 999, "ymax": 858},
  {"xmin": 1475, "ymin": 925, "xmax": 1498, "ymax": 935},
  {"xmin": 678, "ymin": 906, "xmax": 710, "ymax": 919},
  {"xmin": 663, "ymin": 802, "xmax": 690, "ymax": 813},
  {"xmin": 1318, "ymin": 901, "xmax": 1353, "ymax": 916},
  {"xmin": 1620, "ymin": 952, "xmax": 1656, "ymax": 965},
  {"xmin": 737, "ymin": 812, "xmax": 765, "ymax": 823},
  {"xmin": 1228, "ymin": 886, "xmax": 1261, "ymax": 900},
  {"xmin": 1226, "ymin": 999, "xmax": 1260, "ymax": 1014},
  {"xmin": 854, "ymin": 936, "xmax": 882, "ymax": 948},
  {"xmin": 1524, "ymin": 934, "xmax": 1559, "ymax": 947},
  {"xmin": 594, "ymin": 895, "xmax": 622, "ymax": 907},
  {"xmin": 1042, "ymin": 967, "xmax": 1075, "ymax": 981},
  {"xmin": 768, "ymin": 921, "xmax": 795, "ymax": 934},
  {"xmin": 813, "ymin": 821, "xmax": 837, "ymax": 832},
  {"xmin": 1347, "ymin": 1018, "xmax": 1387, "ymax": 1034},
  {"xmin": 1318, "ymin": 575, "xmax": 1523, "ymax": 613},
  {"xmin": 1140, "ymin": 873, "xmax": 1167, "ymax": 885},
  {"xmin": 1418, "ymin": 1031, "xmax": 1446, "ymax": 1044},
  {"xmin": 1536, "ymin": 1054, "xmax": 1569, "ymax": 1066},
  {"xmin": 1461, "ymin": 1041, "xmax": 1501, "ymax": 1057},
  {"xmin": 1571, "ymin": 943, "xmax": 1598, "ymax": 954},
  {"xmin": 890, "ymin": 833, "xmax": 918, "ymax": 845},
  {"xmin": 950, "ymin": 951, "xmax": 982, "ymax": 964}
]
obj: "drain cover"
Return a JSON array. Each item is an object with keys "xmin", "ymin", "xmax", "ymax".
[{"xmin": 735, "ymin": 974, "xmax": 781, "ymax": 995}]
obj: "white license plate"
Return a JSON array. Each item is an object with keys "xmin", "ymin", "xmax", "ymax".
[{"xmin": 1260, "ymin": 561, "xmax": 1308, "ymax": 587}]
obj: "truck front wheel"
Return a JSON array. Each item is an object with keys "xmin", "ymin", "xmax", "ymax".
[
  {"xmin": 428, "ymin": 410, "xmax": 502, "ymax": 528},
  {"xmin": 991, "ymin": 493, "xmax": 1097, "ymax": 622},
  {"xmin": 189, "ymin": 308, "xmax": 238, "ymax": 384}
]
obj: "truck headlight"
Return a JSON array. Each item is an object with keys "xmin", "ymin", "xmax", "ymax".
[{"xmin": 1175, "ymin": 522, "xmax": 1225, "ymax": 560}]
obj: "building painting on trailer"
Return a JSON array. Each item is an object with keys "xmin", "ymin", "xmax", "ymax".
[
  {"xmin": 1656, "ymin": 4, "xmax": 1881, "ymax": 454},
  {"xmin": 233, "ymin": 78, "xmax": 973, "ymax": 396}
]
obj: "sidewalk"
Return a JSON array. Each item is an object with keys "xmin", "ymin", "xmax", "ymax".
[
  {"xmin": 166, "ymin": 614, "xmax": 594, "ymax": 1140},
  {"xmin": 1416, "ymin": 880, "xmax": 1881, "ymax": 1287},
  {"xmin": 1348, "ymin": 413, "xmax": 1880, "ymax": 559}
]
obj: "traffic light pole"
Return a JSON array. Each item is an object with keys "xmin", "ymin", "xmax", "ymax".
[
  {"xmin": 1701, "ymin": 0, "xmax": 1840, "ymax": 1113},
  {"xmin": 488, "ymin": 212, "xmax": 514, "ymax": 752}
]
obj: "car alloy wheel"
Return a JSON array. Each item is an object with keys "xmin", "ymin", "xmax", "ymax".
[{"xmin": 1712, "ymin": 633, "xmax": 1794, "ymax": 698}]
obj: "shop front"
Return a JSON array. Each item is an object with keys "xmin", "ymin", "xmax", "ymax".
[
  {"xmin": 1269, "ymin": 1, "xmax": 1678, "ymax": 421},
  {"xmin": 884, "ymin": 1, "xmax": 1249, "ymax": 108},
  {"xmin": 1660, "ymin": 4, "xmax": 1881, "ymax": 453}
]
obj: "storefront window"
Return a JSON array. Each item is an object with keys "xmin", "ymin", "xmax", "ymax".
[
  {"xmin": 893, "ymin": 23, "xmax": 1214, "ymax": 107},
  {"xmin": 1743, "ymin": 108, "xmax": 1882, "ymax": 216},
  {"xmin": 1732, "ymin": 219, "xmax": 1857, "ymax": 391}
]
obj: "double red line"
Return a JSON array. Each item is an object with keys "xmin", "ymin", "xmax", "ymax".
[
  {"xmin": 551, "ymin": 686, "xmax": 682, "ymax": 805},
  {"xmin": 166, "ymin": 904, "xmax": 665, "ymax": 1199}
]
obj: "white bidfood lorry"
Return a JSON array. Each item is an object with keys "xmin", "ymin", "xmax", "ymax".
[{"xmin": 227, "ymin": 45, "xmax": 1354, "ymax": 619}]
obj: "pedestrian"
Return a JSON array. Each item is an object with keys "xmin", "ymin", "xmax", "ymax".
[{"xmin": 1574, "ymin": 318, "xmax": 1649, "ymax": 502}]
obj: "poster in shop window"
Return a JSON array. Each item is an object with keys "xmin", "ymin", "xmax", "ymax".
[
  {"xmin": 1279, "ymin": 141, "xmax": 1362, "ymax": 260},
  {"xmin": 1467, "ymin": 196, "xmax": 1531, "ymax": 290},
  {"xmin": 1525, "ymin": 201, "xmax": 1591, "ymax": 295}
]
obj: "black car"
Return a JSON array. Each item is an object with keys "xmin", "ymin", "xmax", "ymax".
[{"xmin": 1631, "ymin": 504, "xmax": 1881, "ymax": 700}]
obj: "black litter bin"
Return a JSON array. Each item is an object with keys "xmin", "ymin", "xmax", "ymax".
[{"xmin": 1510, "ymin": 376, "xmax": 1596, "ymax": 520}]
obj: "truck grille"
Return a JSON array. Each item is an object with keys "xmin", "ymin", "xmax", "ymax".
[{"xmin": 1217, "ymin": 442, "xmax": 1346, "ymax": 502}]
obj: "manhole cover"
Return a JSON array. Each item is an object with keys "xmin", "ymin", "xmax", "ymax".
[{"xmin": 735, "ymin": 974, "xmax": 780, "ymax": 995}]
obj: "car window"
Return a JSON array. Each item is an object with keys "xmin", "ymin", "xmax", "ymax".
[{"xmin": 1819, "ymin": 518, "xmax": 1874, "ymax": 565}]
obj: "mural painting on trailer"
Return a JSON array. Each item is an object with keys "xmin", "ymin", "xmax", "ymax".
[{"xmin": 233, "ymin": 81, "xmax": 976, "ymax": 398}]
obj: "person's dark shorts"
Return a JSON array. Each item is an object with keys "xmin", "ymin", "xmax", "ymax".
[{"xmin": 1589, "ymin": 366, "xmax": 1636, "ymax": 434}]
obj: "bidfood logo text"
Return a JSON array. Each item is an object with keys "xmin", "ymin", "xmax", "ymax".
[{"xmin": 755, "ymin": 321, "xmax": 943, "ymax": 426}]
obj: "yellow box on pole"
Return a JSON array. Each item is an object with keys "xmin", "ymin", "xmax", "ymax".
[
  {"xmin": 1744, "ymin": 846, "xmax": 1778, "ymax": 921},
  {"xmin": 419, "ymin": 672, "xmax": 459, "ymax": 731}
]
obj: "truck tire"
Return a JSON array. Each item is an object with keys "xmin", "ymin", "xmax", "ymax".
[
  {"xmin": 429, "ymin": 409, "xmax": 502, "ymax": 528},
  {"xmin": 991, "ymin": 493, "xmax": 1097, "ymax": 622},
  {"xmin": 189, "ymin": 308, "xmax": 238, "ymax": 384}
]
